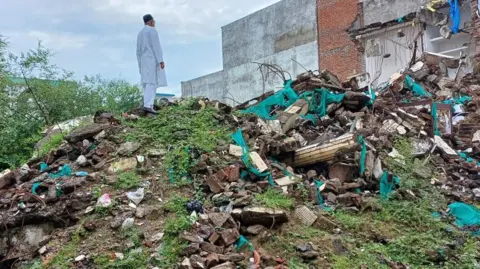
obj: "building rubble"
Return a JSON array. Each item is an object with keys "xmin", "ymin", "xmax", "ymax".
[{"xmin": 1, "ymin": 55, "xmax": 480, "ymax": 268}]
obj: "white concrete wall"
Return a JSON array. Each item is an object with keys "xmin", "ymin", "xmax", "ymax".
[
  {"xmin": 363, "ymin": 24, "xmax": 423, "ymax": 86},
  {"xmin": 180, "ymin": 71, "xmax": 225, "ymax": 101},
  {"xmin": 181, "ymin": 0, "xmax": 318, "ymax": 105}
]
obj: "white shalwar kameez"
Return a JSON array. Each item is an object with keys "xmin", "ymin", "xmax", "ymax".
[{"xmin": 136, "ymin": 25, "xmax": 167, "ymax": 108}]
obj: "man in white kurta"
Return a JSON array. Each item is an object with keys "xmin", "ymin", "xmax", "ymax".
[{"xmin": 136, "ymin": 14, "xmax": 167, "ymax": 114}]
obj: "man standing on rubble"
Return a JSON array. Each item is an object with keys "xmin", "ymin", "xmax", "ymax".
[{"xmin": 136, "ymin": 14, "xmax": 167, "ymax": 115}]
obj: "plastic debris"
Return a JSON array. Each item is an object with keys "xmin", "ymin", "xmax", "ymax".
[
  {"xmin": 186, "ymin": 199, "xmax": 204, "ymax": 214},
  {"xmin": 236, "ymin": 235, "xmax": 254, "ymax": 251},
  {"xmin": 380, "ymin": 171, "xmax": 400, "ymax": 199},
  {"xmin": 75, "ymin": 171, "xmax": 88, "ymax": 177},
  {"xmin": 50, "ymin": 164, "xmax": 72, "ymax": 179},
  {"xmin": 448, "ymin": 202, "xmax": 480, "ymax": 235},
  {"xmin": 126, "ymin": 188, "xmax": 145, "ymax": 205},
  {"xmin": 40, "ymin": 162, "xmax": 48, "ymax": 172},
  {"xmin": 96, "ymin": 193, "xmax": 112, "ymax": 207}
]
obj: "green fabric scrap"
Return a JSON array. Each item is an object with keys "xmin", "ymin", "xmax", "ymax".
[
  {"xmin": 240, "ymin": 81, "xmax": 344, "ymax": 123},
  {"xmin": 232, "ymin": 129, "xmax": 274, "ymax": 185},
  {"xmin": 380, "ymin": 171, "xmax": 400, "ymax": 199},
  {"xmin": 443, "ymin": 96, "xmax": 472, "ymax": 105},
  {"xmin": 448, "ymin": 202, "xmax": 480, "ymax": 235},
  {"xmin": 358, "ymin": 136, "xmax": 367, "ymax": 175},
  {"xmin": 404, "ymin": 75, "xmax": 432, "ymax": 97},
  {"xmin": 241, "ymin": 80, "xmax": 298, "ymax": 120},
  {"xmin": 40, "ymin": 162, "xmax": 48, "ymax": 172},
  {"xmin": 432, "ymin": 102, "xmax": 441, "ymax": 136},
  {"xmin": 236, "ymin": 235, "xmax": 255, "ymax": 251},
  {"xmin": 50, "ymin": 164, "xmax": 71, "ymax": 179},
  {"xmin": 32, "ymin": 182, "xmax": 42, "ymax": 196}
]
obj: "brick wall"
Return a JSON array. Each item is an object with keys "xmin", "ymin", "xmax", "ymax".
[
  {"xmin": 317, "ymin": 0, "xmax": 363, "ymax": 80},
  {"xmin": 470, "ymin": 0, "xmax": 480, "ymax": 72}
]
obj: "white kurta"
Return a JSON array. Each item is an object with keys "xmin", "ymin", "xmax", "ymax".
[{"xmin": 136, "ymin": 25, "xmax": 167, "ymax": 87}]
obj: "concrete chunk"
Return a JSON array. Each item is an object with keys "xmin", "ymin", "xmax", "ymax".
[{"xmin": 240, "ymin": 207, "xmax": 288, "ymax": 226}]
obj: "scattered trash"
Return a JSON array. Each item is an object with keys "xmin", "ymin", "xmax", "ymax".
[
  {"xmin": 75, "ymin": 171, "xmax": 88, "ymax": 177},
  {"xmin": 448, "ymin": 202, "xmax": 480, "ymax": 235},
  {"xmin": 126, "ymin": 188, "xmax": 145, "ymax": 205},
  {"xmin": 186, "ymin": 199, "xmax": 204, "ymax": 214},
  {"xmin": 75, "ymin": 255, "xmax": 86, "ymax": 262},
  {"xmin": 96, "ymin": 194, "xmax": 112, "ymax": 207}
]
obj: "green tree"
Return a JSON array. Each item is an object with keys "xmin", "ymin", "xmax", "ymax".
[{"xmin": 0, "ymin": 36, "xmax": 142, "ymax": 169}]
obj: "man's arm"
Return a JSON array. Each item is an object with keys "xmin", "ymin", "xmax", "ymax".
[
  {"xmin": 136, "ymin": 34, "xmax": 142, "ymax": 74},
  {"xmin": 149, "ymin": 29, "xmax": 164, "ymax": 69}
]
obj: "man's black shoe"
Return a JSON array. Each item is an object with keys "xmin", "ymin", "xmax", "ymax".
[{"xmin": 142, "ymin": 107, "xmax": 158, "ymax": 115}]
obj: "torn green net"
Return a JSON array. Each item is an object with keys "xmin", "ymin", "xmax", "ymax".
[
  {"xmin": 240, "ymin": 81, "xmax": 345, "ymax": 122},
  {"xmin": 50, "ymin": 164, "xmax": 71, "ymax": 179},
  {"xmin": 404, "ymin": 75, "xmax": 432, "ymax": 97},
  {"xmin": 380, "ymin": 171, "xmax": 400, "ymax": 200},
  {"xmin": 232, "ymin": 128, "xmax": 274, "ymax": 186},
  {"xmin": 236, "ymin": 235, "xmax": 255, "ymax": 251},
  {"xmin": 241, "ymin": 80, "xmax": 298, "ymax": 120},
  {"xmin": 442, "ymin": 96, "xmax": 472, "ymax": 105},
  {"xmin": 358, "ymin": 136, "xmax": 366, "ymax": 175},
  {"xmin": 431, "ymin": 102, "xmax": 441, "ymax": 136},
  {"xmin": 314, "ymin": 180, "xmax": 332, "ymax": 211},
  {"xmin": 448, "ymin": 202, "xmax": 480, "ymax": 236}
]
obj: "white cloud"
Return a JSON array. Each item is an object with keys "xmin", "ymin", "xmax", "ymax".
[{"xmin": 89, "ymin": 0, "xmax": 280, "ymax": 40}]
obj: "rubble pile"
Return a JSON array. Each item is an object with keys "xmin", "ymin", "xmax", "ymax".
[{"xmin": 1, "ymin": 54, "xmax": 480, "ymax": 268}]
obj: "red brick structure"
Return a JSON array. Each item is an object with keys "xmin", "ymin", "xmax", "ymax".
[{"xmin": 317, "ymin": 0, "xmax": 364, "ymax": 80}]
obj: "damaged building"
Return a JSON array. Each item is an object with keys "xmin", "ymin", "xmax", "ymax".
[
  {"xmin": 181, "ymin": 0, "xmax": 319, "ymax": 106},
  {"xmin": 182, "ymin": 0, "xmax": 480, "ymax": 105}
]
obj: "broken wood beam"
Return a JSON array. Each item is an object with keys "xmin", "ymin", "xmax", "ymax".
[{"xmin": 293, "ymin": 133, "xmax": 356, "ymax": 167}]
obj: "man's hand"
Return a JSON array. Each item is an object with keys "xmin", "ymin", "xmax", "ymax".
[{"xmin": 159, "ymin": 62, "xmax": 165, "ymax": 69}]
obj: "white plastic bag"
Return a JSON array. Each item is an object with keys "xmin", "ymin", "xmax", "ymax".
[{"xmin": 127, "ymin": 188, "xmax": 145, "ymax": 205}]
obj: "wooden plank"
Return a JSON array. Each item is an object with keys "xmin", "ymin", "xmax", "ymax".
[
  {"xmin": 293, "ymin": 133, "xmax": 357, "ymax": 167},
  {"xmin": 295, "ymin": 133, "xmax": 355, "ymax": 153}
]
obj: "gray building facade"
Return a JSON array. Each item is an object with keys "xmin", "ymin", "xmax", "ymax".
[{"xmin": 181, "ymin": 0, "xmax": 318, "ymax": 105}]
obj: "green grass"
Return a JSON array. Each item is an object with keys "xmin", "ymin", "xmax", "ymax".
[
  {"xmin": 123, "ymin": 100, "xmax": 232, "ymax": 184},
  {"xmin": 254, "ymin": 188, "xmax": 295, "ymax": 210},
  {"xmin": 46, "ymin": 222, "xmax": 87, "ymax": 268},
  {"xmin": 24, "ymin": 259, "xmax": 43, "ymax": 269},
  {"xmin": 287, "ymin": 258, "xmax": 310, "ymax": 269},
  {"xmin": 155, "ymin": 194, "xmax": 193, "ymax": 268},
  {"xmin": 115, "ymin": 171, "xmax": 141, "ymax": 189},
  {"xmin": 94, "ymin": 249, "xmax": 149, "ymax": 269},
  {"xmin": 37, "ymin": 132, "xmax": 65, "ymax": 157},
  {"xmin": 156, "ymin": 236, "xmax": 188, "ymax": 268},
  {"xmin": 164, "ymin": 194, "xmax": 189, "ymax": 215},
  {"xmin": 121, "ymin": 226, "xmax": 143, "ymax": 247},
  {"xmin": 329, "ymin": 137, "xmax": 480, "ymax": 268}
]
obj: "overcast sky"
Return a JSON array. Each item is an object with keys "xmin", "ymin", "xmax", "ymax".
[{"xmin": 0, "ymin": 0, "xmax": 280, "ymax": 95}]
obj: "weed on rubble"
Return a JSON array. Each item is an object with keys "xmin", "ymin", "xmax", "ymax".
[
  {"xmin": 115, "ymin": 171, "xmax": 141, "ymax": 189},
  {"xmin": 254, "ymin": 188, "xmax": 295, "ymax": 210}
]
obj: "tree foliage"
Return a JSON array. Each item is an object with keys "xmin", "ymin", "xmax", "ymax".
[{"xmin": 0, "ymin": 35, "xmax": 142, "ymax": 169}]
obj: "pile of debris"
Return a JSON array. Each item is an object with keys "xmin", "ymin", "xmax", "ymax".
[
  {"xmin": 1, "ymin": 53, "xmax": 480, "ymax": 268},
  {"xmin": 0, "ymin": 113, "xmax": 139, "ymax": 266},
  {"xmin": 173, "ymin": 57, "xmax": 480, "ymax": 266}
]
